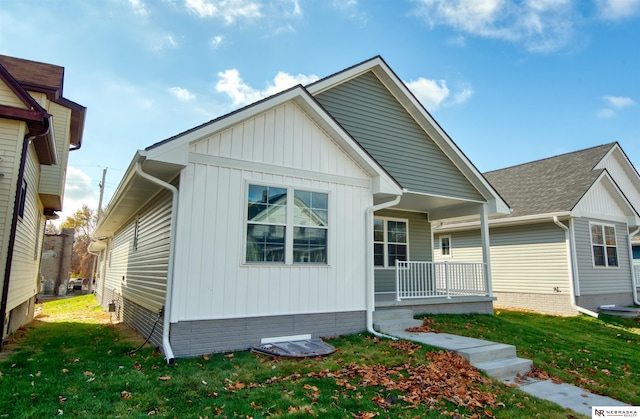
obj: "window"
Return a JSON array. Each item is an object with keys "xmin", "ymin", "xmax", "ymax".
[
  {"xmin": 590, "ymin": 223, "xmax": 618, "ymax": 267},
  {"xmin": 440, "ymin": 236, "xmax": 451, "ymax": 257},
  {"xmin": 246, "ymin": 184, "xmax": 328, "ymax": 264},
  {"xmin": 18, "ymin": 180, "xmax": 28, "ymax": 219},
  {"xmin": 374, "ymin": 218, "xmax": 408, "ymax": 267}
]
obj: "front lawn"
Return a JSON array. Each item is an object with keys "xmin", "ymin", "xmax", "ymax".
[
  {"xmin": 419, "ymin": 310, "xmax": 640, "ymax": 405},
  {"xmin": 0, "ymin": 296, "xmax": 582, "ymax": 418}
]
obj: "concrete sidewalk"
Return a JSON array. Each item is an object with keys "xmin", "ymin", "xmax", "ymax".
[{"xmin": 383, "ymin": 326, "xmax": 629, "ymax": 417}]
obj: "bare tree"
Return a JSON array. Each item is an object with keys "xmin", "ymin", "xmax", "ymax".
[{"xmin": 60, "ymin": 205, "xmax": 96, "ymax": 280}]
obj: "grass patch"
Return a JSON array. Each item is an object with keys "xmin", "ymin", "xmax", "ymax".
[
  {"xmin": 0, "ymin": 296, "xmax": 586, "ymax": 418},
  {"xmin": 419, "ymin": 310, "xmax": 640, "ymax": 405}
]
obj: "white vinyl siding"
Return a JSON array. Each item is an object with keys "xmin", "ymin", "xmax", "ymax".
[
  {"xmin": 6, "ymin": 145, "xmax": 43, "ymax": 311},
  {"xmin": 172, "ymin": 101, "xmax": 372, "ymax": 321},
  {"xmin": 103, "ymin": 188, "xmax": 173, "ymax": 313},
  {"xmin": 0, "ymin": 120, "xmax": 25, "ymax": 279},
  {"xmin": 596, "ymin": 149, "xmax": 640, "ymax": 211},
  {"xmin": 0, "ymin": 79, "xmax": 27, "ymax": 109}
]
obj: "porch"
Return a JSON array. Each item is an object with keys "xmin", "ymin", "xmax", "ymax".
[{"xmin": 374, "ymin": 261, "xmax": 495, "ymax": 314}]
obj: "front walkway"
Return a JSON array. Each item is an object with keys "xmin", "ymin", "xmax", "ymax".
[{"xmin": 377, "ymin": 314, "xmax": 629, "ymax": 417}]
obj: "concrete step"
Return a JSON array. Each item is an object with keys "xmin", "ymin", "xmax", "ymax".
[
  {"xmin": 473, "ymin": 357, "xmax": 533, "ymax": 379},
  {"xmin": 373, "ymin": 309, "xmax": 415, "ymax": 322},
  {"xmin": 374, "ymin": 318, "xmax": 424, "ymax": 334},
  {"xmin": 456, "ymin": 343, "xmax": 516, "ymax": 364}
]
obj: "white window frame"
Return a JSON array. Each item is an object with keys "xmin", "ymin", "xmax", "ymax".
[
  {"xmin": 440, "ymin": 235, "xmax": 452, "ymax": 258},
  {"xmin": 373, "ymin": 216, "xmax": 409, "ymax": 268},
  {"xmin": 244, "ymin": 182, "xmax": 329, "ymax": 265},
  {"xmin": 589, "ymin": 222, "xmax": 619, "ymax": 268}
]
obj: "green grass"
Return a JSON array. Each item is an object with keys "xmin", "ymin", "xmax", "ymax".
[
  {"xmin": 1, "ymin": 296, "xmax": 587, "ymax": 418},
  {"xmin": 419, "ymin": 310, "xmax": 640, "ymax": 405}
]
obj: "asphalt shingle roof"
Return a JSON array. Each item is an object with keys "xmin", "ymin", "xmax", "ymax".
[{"xmin": 484, "ymin": 143, "xmax": 616, "ymax": 218}]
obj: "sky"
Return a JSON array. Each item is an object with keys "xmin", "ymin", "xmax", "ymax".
[{"xmin": 1, "ymin": 0, "xmax": 639, "ymax": 223}]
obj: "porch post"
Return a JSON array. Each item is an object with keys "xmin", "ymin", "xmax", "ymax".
[{"xmin": 479, "ymin": 203, "xmax": 492, "ymax": 297}]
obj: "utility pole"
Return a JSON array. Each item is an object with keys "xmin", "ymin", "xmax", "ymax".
[{"xmin": 88, "ymin": 168, "xmax": 107, "ymax": 294}]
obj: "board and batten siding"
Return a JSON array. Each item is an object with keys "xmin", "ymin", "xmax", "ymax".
[
  {"xmin": 314, "ymin": 71, "xmax": 484, "ymax": 201},
  {"xmin": 434, "ymin": 222, "xmax": 571, "ymax": 294},
  {"xmin": 596, "ymin": 150, "xmax": 640, "ymax": 210},
  {"xmin": 103, "ymin": 187, "xmax": 173, "ymax": 314},
  {"xmin": 572, "ymin": 217, "xmax": 632, "ymax": 295},
  {"xmin": 171, "ymin": 100, "xmax": 372, "ymax": 321},
  {"xmin": 374, "ymin": 209, "xmax": 431, "ymax": 293},
  {"xmin": 7, "ymin": 145, "xmax": 44, "ymax": 311}
]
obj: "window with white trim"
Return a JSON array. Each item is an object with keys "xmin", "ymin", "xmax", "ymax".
[
  {"xmin": 440, "ymin": 235, "xmax": 451, "ymax": 257},
  {"xmin": 590, "ymin": 223, "xmax": 618, "ymax": 267},
  {"xmin": 246, "ymin": 184, "xmax": 328, "ymax": 264},
  {"xmin": 374, "ymin": 217, "xmax": 408, "ymax": 267}
]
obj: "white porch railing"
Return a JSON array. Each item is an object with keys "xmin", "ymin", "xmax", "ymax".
[{"xmin": 395, "ymin": 261, "xmax": 488, "ymax": 301}]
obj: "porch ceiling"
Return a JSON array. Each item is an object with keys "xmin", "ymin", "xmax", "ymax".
[{"xmin": 377, "ymin": 191, "xmax": 485, "ymax": 220}]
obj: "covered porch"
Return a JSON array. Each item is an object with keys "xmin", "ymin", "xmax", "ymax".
[{"xmin": 371, "ymin": 190, "xmax": 499, "ymax": 315}]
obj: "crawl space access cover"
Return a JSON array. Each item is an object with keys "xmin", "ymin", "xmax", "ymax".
[{"xmin": 252, "ymin": 339, "xmax": 335, "ymax": 358}]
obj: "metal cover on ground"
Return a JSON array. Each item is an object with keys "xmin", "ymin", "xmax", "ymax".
[{"xmin": 252, "ymin": 339, "xmax": 335, "ymax": 358}]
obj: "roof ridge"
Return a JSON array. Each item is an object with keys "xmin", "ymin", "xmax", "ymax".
[{"xmin": 484, "ymin": 142, "xmax": 617, "ymax": 175}]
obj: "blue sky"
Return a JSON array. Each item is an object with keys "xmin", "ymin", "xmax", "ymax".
[{"xmin": 1, "ymin": 0, "xmax": 639, "ymax": 222}]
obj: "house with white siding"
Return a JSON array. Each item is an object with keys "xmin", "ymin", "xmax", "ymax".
[
  {"xmin": 90, "ymin": 56, "xmax": 510, "ymax": 363},
  {"xmin": 0, "ymin": 55, "xmax": 85, "ymax": 344},
  {"xmin": 434, "ymin": 143, "xmax": 640, "ymax": 316}
]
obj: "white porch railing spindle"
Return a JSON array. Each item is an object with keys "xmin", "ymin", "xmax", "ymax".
[{"xmin": 394, "ymin": 261, "xmax": 487, "ymax": 301}]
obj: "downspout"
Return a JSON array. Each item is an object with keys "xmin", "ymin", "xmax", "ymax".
[
  {"xmin": 1, "ymin": 118, "xmax": 51, "ymax": 349},
  {"xmin": 366, "ymin": 195, "xmax": 402, "ymax": 340},
  {"xmin": 553, "ymin": 216, "xmax": 599, "ymax": 318},
  {"xmin": 629, "ymin": 228, "xmax": 640, "ymax": 306},
  {"xmin": 135, "ymin": 161, "xmax": 178, "ymax": 366}
]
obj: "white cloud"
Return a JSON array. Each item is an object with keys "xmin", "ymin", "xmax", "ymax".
[
  {"xmin": 54, "ymin": 167, "xmax": 99, "ymax": 225},
  {"xmin": 603, "ymin": 95, "xmax": 635, "ymax": 108},
  {"xmin": 215, "ymin": 69, "xmax": 319, "ymax": 106},
  {"xmin": 413, "ymin": 0, "xmax": 577, "ymax": 53},
  {"xmin": 128, "ymin": 0, "xmax": 149, "ymax": 16},
  {"xmin": 595, "ymin": 0, "xmax": 640, "ymax": 20},
  {"xmin": 598, "ymin": 95, "xmax": 635, "ymax": 118},
  {"xmin": 210, "ymin": 35, "xmax": 224, "ymax": 49},
  {"xmin": 184, "ymin": 0, "xmax": 262, "ymax": 23},
  {"xmin": 406, "ymin": 78, "xmax": 473, "ymax": 111},
  {"xmin": 169, "ymin": 86, "xmax": 196, "ymax": 101}
]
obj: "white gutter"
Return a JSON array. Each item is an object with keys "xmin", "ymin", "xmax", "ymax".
[
  {"xmin": 553, "ymin": 216, "xmax": 600, "ymax": 318},
  {"xmin": 366, "ymin": 195, "xmax": 402, "ymax": 340},
  {"xmin": 629, "ymin": 228, "xmax": 640, "ymax": 306},
  {"xmin": 135, "ymin": 161, "xmax": 178, "ymax": 365}
]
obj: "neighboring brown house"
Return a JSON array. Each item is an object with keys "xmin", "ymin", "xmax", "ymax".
[
  {"xmin": 0, "ymin": 55, "xmax": 86, "ymax": 346},
  {"xmin": 40, "ymin": 228, "xmax": 75, "ymax": 295}
]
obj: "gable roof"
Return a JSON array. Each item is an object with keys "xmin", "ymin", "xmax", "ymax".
[
  {"xmin": 484, "ymin": 143, "xmax": 618, "ymax": 219},
  {"xmin": 0, "ymin": 55, "xmax": 86, "ymax": 149},
  {"xmin": 307, "ymin": 56, "xmax": 510, "ymax": 216}
]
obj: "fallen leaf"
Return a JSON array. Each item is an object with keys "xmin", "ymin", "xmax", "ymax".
[
  {"xmin": 121, "ymin": 390, "xmax": 132, "ymax": 399},
  {"xmin": 83, "ymin": 371, "xmax": 94, "ymax": 376},
  {"xmin": 58, "ymin": 396, "xmax": 67, "ymax": 404},
  {"xmin": 61, "ymin": 369, "xmax": 69, "ymax": 373},
  {"xmin": 158, "ymin": 376, "xmax": 171, "ymax": 381}
]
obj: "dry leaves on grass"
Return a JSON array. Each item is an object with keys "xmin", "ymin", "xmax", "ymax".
[
  {"xmin": 305, "ymin": 350, "xmax": 498, "ymax": 413},
  {"xmin": 406, "ymin": 317, "xmax": 440, "ymax": 333}
]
